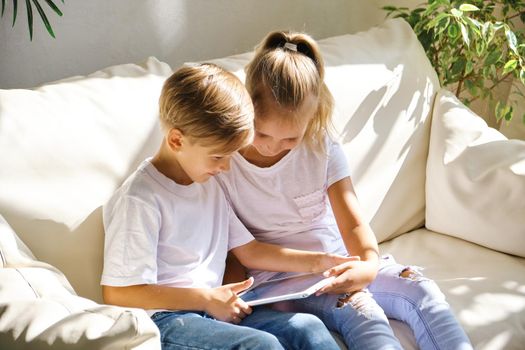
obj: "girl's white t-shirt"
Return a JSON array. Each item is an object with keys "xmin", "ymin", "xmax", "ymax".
[
  {"xmin": 216, "ymin": 137, "xmax": 351, "ymax": 283},
  {"xmin": 101, "ymin": 158, "xmax": 254, "ymax": 293}
]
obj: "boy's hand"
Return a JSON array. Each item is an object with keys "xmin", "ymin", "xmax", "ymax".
[
  {"xmin": 317, "ymin": 259, "xmax": 377, "ymax": 295},
  {"xmin": 204, "ymin": 277, "xmax": 254, "ymax": 324},
  {"xmin": 315, "ymin": 253, "xmax": 360, "ymax": 273}
]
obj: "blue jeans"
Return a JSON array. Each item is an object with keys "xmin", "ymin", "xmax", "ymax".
[
  {"xmin": 275, "ymin": 255, "xmax": 473, "ymax": 350},
  {"xmin": 369, "ymin": 254, "xmax": 473, "ymax": 350},
  {"xmin": 151, "ymin": 306, "xmax": 340, "ymax": 350}
]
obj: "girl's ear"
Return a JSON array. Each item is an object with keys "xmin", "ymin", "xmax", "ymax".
[{"xmin": 167, "ymin": 128, "xmax": 184, "ymax": 151}]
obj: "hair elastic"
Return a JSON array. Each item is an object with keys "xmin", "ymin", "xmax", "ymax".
[{"xmin": 283, "ymin": 42, "xmax": 297, "ymax": 52}]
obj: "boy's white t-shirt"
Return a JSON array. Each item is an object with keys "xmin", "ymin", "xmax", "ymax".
[
  {"xmin": 216, "ymin": 137, "xmax": 351, "ymax": 283},
  {"xmin": 101, "ymin": 158, "xmax": 254, "ymax": 312}
]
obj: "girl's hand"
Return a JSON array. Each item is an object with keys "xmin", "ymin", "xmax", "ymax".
[
  {"xmin": 315, "ymin": 253, "xmax": 361, "ymax": 273},
  {"xmin": 204, "ymin": 277, "xmax": 253, "ymax": 324},
  {"xmin": 317, "ymin": 259, "xmax": 378, "ymax": 295}
]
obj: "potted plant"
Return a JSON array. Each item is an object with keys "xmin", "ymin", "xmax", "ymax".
[
  {"xmin": 1, "ymin": 0, "xmax": 64, "ymax": 40},
  {"xmin": 383, "ymin": 0, "xmax": 525, "ymax": 124}
]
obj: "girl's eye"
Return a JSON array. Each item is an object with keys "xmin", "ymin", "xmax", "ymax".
[{"xmin": 212, "ymin": 157, "xmax": 223, "ymax": 160}]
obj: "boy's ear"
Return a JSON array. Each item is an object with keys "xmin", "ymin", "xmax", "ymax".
[{"xmin": 167, "ymin": 128, "xmax": 184, "ymax": 151}]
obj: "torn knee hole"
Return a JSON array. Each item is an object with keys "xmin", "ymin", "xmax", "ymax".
[
  {"xmin": 336, "ymin": 293, "xmax": 353, "ymax": 308},
  {"xmin": 399, "ymin": 267, "xmax": 423, "ymax": 280},
  {"xmin": 336, "ymin": 291, "xmax": 369, "ymax": 309}
]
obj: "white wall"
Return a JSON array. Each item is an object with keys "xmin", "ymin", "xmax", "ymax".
[{"xmin": 0, "ymin": 0, "xmax": 405, "ymax": 89}]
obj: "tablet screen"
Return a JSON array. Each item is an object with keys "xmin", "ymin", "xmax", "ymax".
[{"xmin": 239, "ymin": 273, "xmax": 334, "ymax": 306}]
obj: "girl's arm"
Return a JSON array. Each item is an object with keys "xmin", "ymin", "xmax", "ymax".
[
  {"xmin": 317, "ymin": 176, "xmax": 379, "ymax": 294},
  {"xmin": 230, "ymin": 240, "xmax": 356, "ymax": 273},
  {"xmin": 102, "ymin": 278, "xmax": 253, "ymax": 323}
]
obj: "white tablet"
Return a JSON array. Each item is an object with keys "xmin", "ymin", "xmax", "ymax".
[{"xmin": 239, "ymin": 273, "xmax": 335, "ymax": 306}]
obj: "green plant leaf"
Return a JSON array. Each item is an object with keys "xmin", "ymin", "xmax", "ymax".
[
  {"xmin": 12, "ymin": 0, "xmax": 17, "ymax": 26},
  {"xmin": 465, "ymin": 79, "xmax": 477, "ymax": 95},
  {"xmin": 448, "ymin": 22, "xmax": 459, "ymax": 38},
  {"xmin": 25, "ymin": 0, "xmax": 33, "ymax": 41},
  {"xmin": 382, "ymin": 5, "xmax": 398, "ymax": 12},
  {"xmin": 460, "ymin": 22, "xmax": 470, "ymax": 46},
  {"xmin": 522, "ymin": 113, "xmax": 525, "ymax": 125},
  {"xmin": 503, "ymin": 59, "xmax": 518, "ymax": 75},
  {"xmin": 484, "ymin": 50, "xmax": 501, "ymax": 66},
  {"xmin": 1, "ymin": 0, "xmax": 5, "ymax": 17},
  {"xmin": 504, "ymin": 105, "xmax": 513, "ymax": 121},
  {"xmin": 427, "ymin": 12, "xmax": 448, "ymax": 29},
  {"xmin": 465, "ymin": 60, "xmax": 474, "ymax": 75},
  {"xmin": 459, "ymin": 4, "xmax": 479, "ymax": 12},
  {"xmin": 495, "ymin": 100, "xmax": 506, "ymax": 121},
  {"xmin": 505, "ymin": 27, "xmax": 518, "ymax": 55},
  {"xmin": 43, "ymin": 0, "xmax": 62, "ymax": 16},
  {"xmin": 451, "ymin": 8, "xmax": 463, "ymax": 18},
  {"xmin": 475, "ymin": 41, "xmax": 484, "ymax": 56},
  {"xmin": 31, "ymin": 0, "xmax": 55, "ymax": 38},
  {"xmin": 451, "ymin": 57, "xmax": 466, "ymax": 76}
]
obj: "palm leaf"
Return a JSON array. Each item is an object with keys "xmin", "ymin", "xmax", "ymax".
[
  {"xmin": 31, "ymin": 0, "xmax": 55, "ymax": 38},
  {"xmin": 1, "ymin": 0, "xmax": 5, "ymax": 17},
  {"xmin": 12, "ymin": 0, "xmax": 18, "ymax": 26},
  {"xmin": 25, "ymin": 0, "xmax": 33, "ymax": 41},
  {"xmin": 43, "ymin": 0, "xmax": 61, "ymax": 16}
]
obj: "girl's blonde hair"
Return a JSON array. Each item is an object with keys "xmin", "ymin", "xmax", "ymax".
[
  {"xmin": 245, "ymin": 30, "xmax": 334, "ymax": 151},
  {"xmin": 159, "ymin": 63, "xmax": 254, "ymax": 154}
]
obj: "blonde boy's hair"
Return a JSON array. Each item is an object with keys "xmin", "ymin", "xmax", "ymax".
[
  {"xmin": 159, "ymin": 63, "xmax": 254, "ymax": 153},
  {"xmin": 245, "ymin": 31, "xmax": 334, "ymax": 151}
]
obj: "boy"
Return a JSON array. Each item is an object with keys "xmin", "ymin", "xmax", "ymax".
[{"xmin": 101, "ymin": 63, "xmax": 350, "ymax": 350}]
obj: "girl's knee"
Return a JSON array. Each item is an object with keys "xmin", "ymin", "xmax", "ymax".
[
  {"xmin": 335, "ymin": 290, "xmax": 388, "ymax": 321},
  {"xmin": 381, "ymin": 264, "xmax": 447, "ymax": 304}
]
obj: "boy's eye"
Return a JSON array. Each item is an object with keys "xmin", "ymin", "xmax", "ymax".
[{"xmin": 212, "ymin": 156, "xmax": 224, "ymax": 160}]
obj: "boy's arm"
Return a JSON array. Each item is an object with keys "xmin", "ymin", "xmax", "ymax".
[
  {"xmin": 230, "ymin": 240, "xmax": 356, "ymax": 274},
  {"xmin": 103, "ymin": 278, "xmax": 253, "ymax": 324}
]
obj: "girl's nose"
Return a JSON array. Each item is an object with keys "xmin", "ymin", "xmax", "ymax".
[{"xmin": 268, "ymin": 141, "xmax": 282, "ymax": 155}]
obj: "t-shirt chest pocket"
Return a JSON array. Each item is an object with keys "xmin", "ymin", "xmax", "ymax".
[{"xmin": 292, "ymin": 188, "xmax": 326, "ymax": 222}]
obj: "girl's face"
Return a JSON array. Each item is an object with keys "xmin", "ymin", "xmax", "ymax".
[{"xmin": 252, "ymin": 94, "xmax": 318, "ymax": 157}]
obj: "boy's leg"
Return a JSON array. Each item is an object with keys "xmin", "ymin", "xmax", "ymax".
[
  {"xmin": 369, "ymin": 255, "xmax": 473, "ymax": 350},
  {"xmin": 240, "ymin": 306, "xmax": 340, "ymax": 350},
  {"xmin": 276, "ymin": 291, "xmax": 403, "ymax": 349},
  {"xmin": 151, "ymin": 311, "xmax": 283, "ymax": 350}
]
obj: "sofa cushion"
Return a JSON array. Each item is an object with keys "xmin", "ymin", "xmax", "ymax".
[
  {"xmin": 0, "ymin": 215, "xmax": 161, "ymax": 349},
  {"xmin": 379, "ymin": 229, "xmax": 525, "ymax": 350},
  {"xmin": 0, "ymin": 215, "xmax": 35, "ymax": 267},
  {"xmin": 426, "ymin": 89, "xmax": 525, "ymax": 257},
  {"xmin": 0, "ymin": 57, "xmax": 172, "ymax": 302},
  {"xmin": 207, "ymin": 18, "xmax": 440, "ymax": 243}
]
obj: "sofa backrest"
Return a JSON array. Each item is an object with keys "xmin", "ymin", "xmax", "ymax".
[
  {"xmin": 0, "ymin": 19, "xmax": 439, "ymax": 301},
  {"xmin": 0, "ymin": 58, "xmax": 172, "ymax": 302}
]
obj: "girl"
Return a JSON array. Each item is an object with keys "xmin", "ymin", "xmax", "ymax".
[{"xmin": 217, "ymin": 32, "xmax": 473, "ymax": 349}]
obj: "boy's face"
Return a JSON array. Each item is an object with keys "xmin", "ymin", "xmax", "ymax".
[
  {"xmin": 176, "ymin": 138, "xmax": 233, "ymax": 184},
  {"xmin": 252, "ymin": 93, "xmax": 317, "ymax": 158}
]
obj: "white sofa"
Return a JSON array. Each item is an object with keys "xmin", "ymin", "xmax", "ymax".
[{"xmin": 1, "ymin": 18, "xmax": 524, "ymax": 349}]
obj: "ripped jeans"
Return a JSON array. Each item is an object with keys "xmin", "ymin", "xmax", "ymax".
[{"xmin": 273, "ymin": 255, "xmax": 473, "ymax": 350}]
